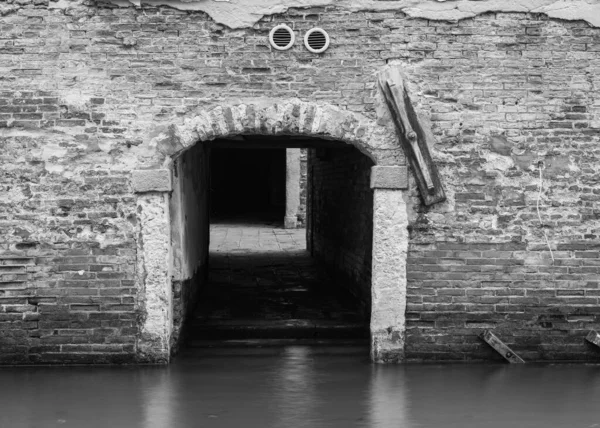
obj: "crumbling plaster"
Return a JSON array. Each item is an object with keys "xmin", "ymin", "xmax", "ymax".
[{"xmin": 50, "ymin": 0, "xmax": 600, "ymax": 29}]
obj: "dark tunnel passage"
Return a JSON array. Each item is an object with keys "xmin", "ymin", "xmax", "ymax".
[
  {"xmin": 170, "ymin": 136, "xmax": 375, "ymax": 351},
  {"xmin": 210, "ymin": 148, "xmax": 286, "ymax": 224}
]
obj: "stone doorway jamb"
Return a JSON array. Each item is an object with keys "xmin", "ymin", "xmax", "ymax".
[
  {"xmin": 370, "ymin": 165, "xmax": 409, "ymax": 363},
  {"xmin": 132, "ymin": 169, "xmax": 173, "ymax": 363}
]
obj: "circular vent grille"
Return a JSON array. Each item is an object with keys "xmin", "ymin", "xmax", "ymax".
[
  {"xmin": 269, "ymin": 24, "xmax": 295, "ymax": 51},
  {"xmin": 304, "ymin": 28, "xmax": 330, "ymax": 53}
]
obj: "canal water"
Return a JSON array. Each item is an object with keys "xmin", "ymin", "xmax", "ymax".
[{"xmin": 2, "ymin": 346, "xmax": 599, "ymax": 428}]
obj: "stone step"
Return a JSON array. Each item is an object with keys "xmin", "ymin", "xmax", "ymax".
[
  {"xmin": 187, "ymin": 319, "xmax": 369, "ymax": 340},
  {"xmin": 186, "ymin": 338, "xmax": 369, "ymax": 349}
]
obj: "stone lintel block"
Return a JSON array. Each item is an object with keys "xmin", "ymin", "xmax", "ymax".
[
  {"xmin": 370, "ymin": 165, "xmax": 408, "ymax": 190},
  {"xmin": 132, "ymin": 169, "xmax": 172, "ymax": 193}
]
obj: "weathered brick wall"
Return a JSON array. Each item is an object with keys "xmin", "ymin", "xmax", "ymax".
[
  {"xmin": 307, "ymin": 147, "xmax": 374, "ymax": 315},
  {"xmin": 0, "ymin": 135, "xmax": 138, "ymax": 363},
  {"xmin": 0, "ymin": 0, "xmax": 599, "ymax": 362},
  {"xmin": 401, "ymin": 15, "xmax": 600, "ymax": 362}
]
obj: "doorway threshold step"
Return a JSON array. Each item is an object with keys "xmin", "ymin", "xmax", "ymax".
[
  {"xmin": 187, "ymin": 319, "xmax": 369, "ymax": 340},
  {"xmin": 186, "ymin": 338, "xmax": 369, "ymax": 349}
]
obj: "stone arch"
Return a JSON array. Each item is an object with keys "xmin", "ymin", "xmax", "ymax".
[
  {"xmin": 148, "ymin": 99, "xmax": 405, "ymax": 167},
  {"xmin": 133, "ymin": 99, "xmax": 409, "ymax": 364}
]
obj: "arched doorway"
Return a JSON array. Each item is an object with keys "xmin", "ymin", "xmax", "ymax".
[
  {"xmin": 132, "ymin": 100, "xmax": 409, "ymax": 363},
  {"xmin": 184, "ymin": 136, "xmax": 374, "ymax": 350}
]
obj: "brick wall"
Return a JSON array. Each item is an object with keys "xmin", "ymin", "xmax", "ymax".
[
  {"xmin": 0, "ymin": 139, "xmax": 138, "ymax": 364},
  {"xmin": 398, "ymin": 15, "xmax": 600, "ymax": 362},
  {"xmin": 307, "ymin": 147, "xmax": 374, "ymax": 315},
  {"xmin": 0, "ymin": 1, "xmax": 599, "ymax": 362}
]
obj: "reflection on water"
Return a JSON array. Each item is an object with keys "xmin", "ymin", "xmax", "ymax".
[
  {"xmin": 369, "ymin": 364, "xmax": 411, "ymax": 427},
  {"xmin": 1, "ymin": 347, "xmax": 600, "ymax": 428},
  {"xmin": 269, "ymin": 347, "xmax": 317, "ymax": 427},
  {"xmin": 142, "ymin": 368, "xmax": 174, "ymax": 428}
]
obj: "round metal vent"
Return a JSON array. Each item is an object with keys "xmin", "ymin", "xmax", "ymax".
[
  {"xmin": 304, "ymin": 28, "xmax": 330, "ymax": 53},
  {"xmin": 269, "ymin": 24, "xmax": 295, "ymax": 51}
]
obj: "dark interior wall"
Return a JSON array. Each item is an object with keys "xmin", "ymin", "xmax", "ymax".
[
  {"xmin": 210, "ymin": 148, "xmax": 286, "ymax": 222},
  {"xmin": 170, "ymin": 143, "xmax": 210, "ymax": 351},
  {"xmin": 307, "ymin": 147, "xmax": 374, "ymax": 316},
  {"xmin": 298, "ymin": 148, "xmax": 308, "ymax": 227}
]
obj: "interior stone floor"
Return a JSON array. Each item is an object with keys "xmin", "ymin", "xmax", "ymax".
[{"xmin": 187, "ymin": 222, "xmax": 368, "ymax": 347}]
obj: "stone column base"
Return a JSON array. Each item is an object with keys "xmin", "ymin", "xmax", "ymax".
[{"xmin": 284, "ymin": 215, "xmax": 298, "ymax": 229}]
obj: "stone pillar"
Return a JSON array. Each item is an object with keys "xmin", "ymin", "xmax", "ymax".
[
  {"xmin": 285, "ymin": 148, "xmax": 301, "ymax": 229},
  {"xmin": 370, "ymin": 165, "xmax": 409, "ymax": 363},
  {"xmin": 132, "ymin": 169, "xmax": 173, "ymax": 363}
]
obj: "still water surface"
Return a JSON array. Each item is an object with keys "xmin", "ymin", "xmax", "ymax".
[{"xmin": 1, "ymin": 346, "xmax": 599, "ymax": 428}]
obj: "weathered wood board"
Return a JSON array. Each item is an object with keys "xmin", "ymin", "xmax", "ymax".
[
  {"xmin": 378, "ymin": 67, "xmax": 446, "ymax": 206},
  {"xmin": 480, "ymin": 330, "xmax": 525, "ymax": 363},
  {"xmin": 586, "ymin": 330, "xmax": 600, "ymax": 348}
]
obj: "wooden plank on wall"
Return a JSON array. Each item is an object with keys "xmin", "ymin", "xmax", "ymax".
[
  {"xmin": 378, "ymin": 67, "xmax": 446, "ymax": 206},
  {"xmin": 586, "ymin": 330, "xmax": 600, "ymax": 348},
  {"xmin": 480, "ymin": 330, "xmax": 525, "ymax": 364}
]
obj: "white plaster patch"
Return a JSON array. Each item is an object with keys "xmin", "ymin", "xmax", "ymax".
[
  {"xmin": 90, "ymin": 0, "xmax": 600, "ymax": 29},
  {"xmin": 482, "ymin": 151, "xmax": 515, "ymax": 172},
  {"xmin": 41, "ymin": 144, "xmax": 69, "ymax": 162},
  {"xmin": 1, "ymin": 184, "xmax": 28, "ymax": 202},
  {"xmin": 44, "ymin": 163, "xmax": 66, "ymax": 174},
  {"xmin": 48, "ymin": 0, "xmax": 73, "ymax": 9},
  {"xmin": 59, "ymin": 92, "xmax": 91, "ymax": 110}
]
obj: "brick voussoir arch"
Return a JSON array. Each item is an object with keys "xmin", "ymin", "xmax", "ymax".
[{"xmin": 171, "ymin": 99, "xmax": 399, "ymax": 164}]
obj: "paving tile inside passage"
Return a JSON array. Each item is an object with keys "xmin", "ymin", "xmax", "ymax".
[
  {"xmin": 210, "ymin": 222, "xmax": 306, "ymax": 253},
  {"xmin": 190, "ymin": 223, "xmax": 367, "ymax": 341}
]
